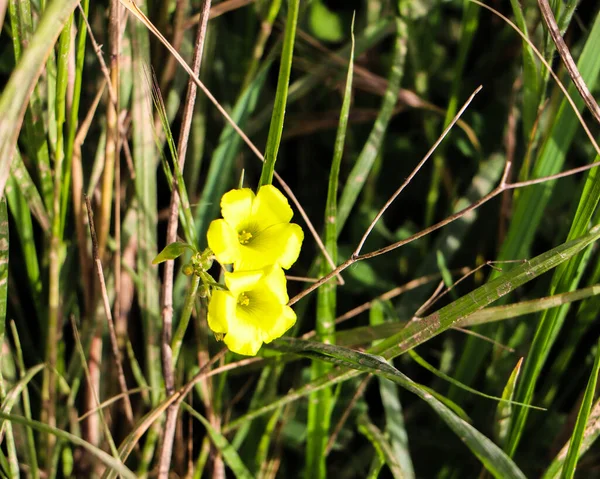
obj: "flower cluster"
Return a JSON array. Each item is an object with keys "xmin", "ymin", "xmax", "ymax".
[{"xmin": 206, "ymin": 185, "xmax": 303, "ymax": 355}]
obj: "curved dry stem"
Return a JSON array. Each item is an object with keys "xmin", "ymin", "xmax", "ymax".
[{"xmin": 354, "ymin": 85, "xmax": 483, "ymax": 257}]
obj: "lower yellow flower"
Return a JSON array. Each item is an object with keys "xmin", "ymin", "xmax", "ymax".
[
  {"xmin": 207, "ymin": 265, "xmax": 296, "ymax": 356},
  {"xmin": 207, "ymin": 185, "xmax": 304, "ymax": 270}
]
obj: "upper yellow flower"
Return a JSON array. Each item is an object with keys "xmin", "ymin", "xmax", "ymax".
[
  {"xmin": 207, "ymin": 185, "xmax": 304, "ymax": 271},
  {"xmin": 207, "ymin": 265, "xmax": 296, "ymax": 355}
]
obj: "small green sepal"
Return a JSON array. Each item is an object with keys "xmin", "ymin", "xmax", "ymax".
[{"xmin": 152, "ymin": 242, "xmax": 195, "ymax": 265}]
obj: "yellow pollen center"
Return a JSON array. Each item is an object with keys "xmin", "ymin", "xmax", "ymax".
[
  {"xmin": 238, "ymin": 293, "xmax": 250, "ymax": 307},
  {"xmin": 238, "ymin": 230, "xmax": 253, "ymax": 245}
]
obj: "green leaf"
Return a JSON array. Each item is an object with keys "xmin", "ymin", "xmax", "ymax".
[
  {"xmin": 0, "ymin": 0, "xmax": 79, "ymax": 197},
  {"xmin": 495, "ymin": 359, "xmax": 524, "ymax": 446},
  {"xmin": 152, "ymin": 241, "xmax": 195, "ymax": 265},
  {"xmin": 0, "ymin": 412, "xmax": 136, "ymax": 479},
  {"xmin": 309, "ymin": 1, "xmax": 344, "ymax": 43},
  {"xmin": 182, "ymin": 403, "xmax": 254, "ymax": 479},
  {"xmin": 258, "ymin": 0, "xmax": 300, "ymax": 187},
  {"xmin": 561, "ymin": 339, "xmax": 600, "ymax": 479},
  {"xmin": 357, "ymin": 414, "xmax": 405, "ymax": 478}
]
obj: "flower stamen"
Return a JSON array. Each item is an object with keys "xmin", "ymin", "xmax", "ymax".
[
  {"xmin": 238, "ymin": 230, "xmax": 253, "ymax": 245},
  {"xmin": 238, "ymin": 293, "xmax": 250, "ymax": 307}
]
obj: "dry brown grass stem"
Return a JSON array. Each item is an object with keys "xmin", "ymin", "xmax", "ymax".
[
  {"xmin": 537, "ymin": 0, "xmax": 600, "ymax": 124},
  {"xmin": 158, "ymin": 1, "xmax": 212, "ymax": 476},
  {"xmin": 84, "ymin": 195, "xmax": 135, "ymax": 426}
]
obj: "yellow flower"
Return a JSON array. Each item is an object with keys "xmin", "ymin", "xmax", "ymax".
[
  {"xmin": 207, "ymin": 185, "xmax": 304, "ymax": 271},
  {"xmin": 207, "ymin": 266, "xmax": 296, "ymax": 355}
]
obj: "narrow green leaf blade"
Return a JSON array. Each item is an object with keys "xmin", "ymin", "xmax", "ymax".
[
  {"xmin": 259, "ymin": 0, "xmax": 300, "ymax": 187},
  {"xmin": 561, "ymin": 339, "xmax": 600, "ymax": 479}
]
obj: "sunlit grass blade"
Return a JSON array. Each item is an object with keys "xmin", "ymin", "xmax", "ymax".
[
  {"xmin": 258, "ymin": 0, "xmax": 299, "ymax": 187},
  {"xmin": 7, "ymin": 0, "xmax": 54, "ymax": 210},
  {"xmin": 61, "ymin": 0, "xmax": 90, "ymax": 235},
  {"xmin": 408, "ymin": 350, "xmax": 540, "ymax": 410},
  {"xmin": 306, "ymin": 15, "xmax": 355, "ymax": 478},
  {"xmin": 0, "ymin": 0, "xmax": 79, "ymax": 197},
  {"xmin": 182, "ymin": 403, "xmax": 254, "ymax": 479},
  {"xmin": 226, "ymin": 225, "xmax": 600, "ymax": 430},
  {"xmin": 560, "ymin": 338, "xmax": 600, "ymax": 479},
  {"xmin": 337, "ymin": 17, "xmax": 407, "ymax": 230},
  {"xmin": 130, "ymin": 11, "xmax": 162, "ymax": 406},
  {"xmin": 322, "ymin": 285, "xmax": 600, "ymax": 352},
  {"xmin": 496, "ymin": 358, "xmax": 523, "ymax": 446},
  {"xmin": 542, "ymin": 395, "xmax": 600, "ymax": 479},
  {"xmin": 269, "ymin": 339, "xmax": 526, "ymax": 479},
  {"xmin": 0, "ymin": 411, "xmax": 136, "ymax": 478}
]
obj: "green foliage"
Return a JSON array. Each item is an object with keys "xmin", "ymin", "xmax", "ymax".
[{"xmin": 1, "ymin": 1, "xmax": 600, "ymax": 478}]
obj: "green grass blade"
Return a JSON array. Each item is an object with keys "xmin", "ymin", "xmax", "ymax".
[
  {"xmin": 543, "ymin": 396, "xmax": 600, "ymax": 479},
  {"xmin": 408, "ymin": 350, "xmax": 540, "ymax": 410},
  {"xmin": 130, "ymin": 13, "xmax": 162, "ymax": 406},
  {"xmin": 306, "ymin": 16, "xmax": 355, "ymax": 478},
  {"xmin": 259, "ymin": 0, "xmax": 300, "ymax": 187},
  {"xmin": 508, "ymin": 0, "xmax": 540, "ymax": 138},
  {"xmin": 226, "ymin": 225, "xmax": 600, "ymax": 430},
  {"xmin": 452, "ymin": 12, "xmax": 600, "ymax": 401},
  {"xmin": 0, "ymin": 411, "xmax": 136, "ymax": 478},
  {"xmin": 357, "ymin": 414, "xmax": 405, "ymax": 479},
  {"xmin": 0, "ymin": 364, "xmax": 46, "ymax": 428},
  {"xmin": 0, "ymin": 197, "xmax": 9, "ymax": 328},
  {"xmin": 61, "ymin": 0, "xmax": 90, "ymax": 235},
  {"xmin": 495, "ymin": 358, "xmax": 523, "ymax": 447},
  {"xmin": 8, "ymin": 0, "xmax": 54, "ymax": 210},
  {"xmin": 10, "ymin": 148, "xmax": 50, "ymax": 232},
  {"xmin": 337, "ymin": 17, "xmax": 407, "ymax": 230},
  {"xmin": 182, "ymin": 403, "xmax": 254, "ymax": 479},
  {"xmin": 271, "ymin": 339, "xmax": 527, "ymax": 479},
  {"xmin": 0, "ymin": 197, "xmax": 16, "ymax": 477},
  {"xmin": 10, "ymin": 322, "xmax": 40, "ymax": 479},
  {"xmin": 0, "ymin": 0, "xmax": 78, "ymax": 197},
  {"xmin": 560, "ymin": 338, "xmax": 600, "ymax": 479},
  {"xmin": 372, "ymin": 301, "xmax": 415, "ymax": 478},
  {"xmin": 193, "ymin": 61, "xmax": 271, "ymax": 243},
  {"xmin": 333, "ymin": 283, "xmax": 600, "ymax": 346}
]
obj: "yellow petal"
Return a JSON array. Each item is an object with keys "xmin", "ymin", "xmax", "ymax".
[
  {"xmin": 220, "ymin": 188, "xmax": 255, "ymax": 230},
  {"xmin": 259, "ymin": 265, "xmax": 289, "ymax": 304},
  {"xmin": 224, "ymin": 326, "xmax": 263, "ymax": 356},
  {"xmin": 224, "ymin": 298, "xmax": 282, "ymax": 355},
  {"xmin": 236, "ymin": 223, "xmax": 303, "ymax": 270},
  {"xmin": 262, "ymin": 305, "xmax": 296, "ymax": 344},
  {"xmin": 277, "ymin": 223, "xmax": 304, "ymax": 269},
  {"xmin": 224, "ymin": 269, "xmax": 264, "ymax": 295},
  {"xmin": 207, "ymin": 219, "xmax": 240, "ymax": 265},
  {"xmin": 207, "ymin": 290, "xmax": 236, "ymax": 334},
  {"xmin": 252, "ymin": 185, "xmax": 293, "ymax": 227}
]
